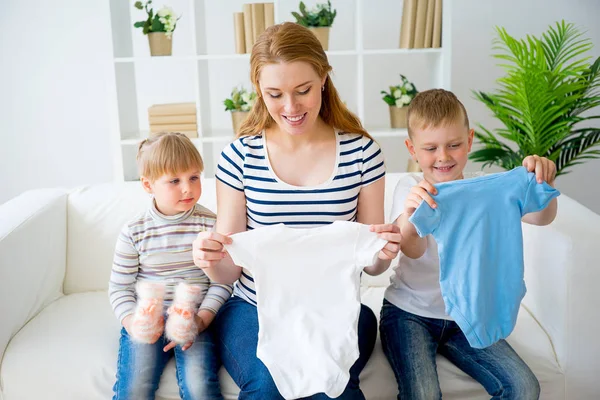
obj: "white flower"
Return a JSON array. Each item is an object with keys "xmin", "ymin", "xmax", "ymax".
[
  {"xmin": 395, "ymin": 98, "xmax": 405, "ymax": 107},
  {"xmin": 404, "ymin": 83, "xmax": 414, "ymax": 91},
  {"xmin": 400, "ymin": 94, "xmax": 412, "ymax": 105},
  {"xmin": 241, "ymin": 104, "xmax": 251, "ymax": 112},
  {"xmin": 157, "ymin": 6, "xmax": 174, "ymax": 18},
  {"xmin": 241, "ymin": 92, "xmax": 251, "ymax": 103},
  {"xmin": 393, "ymin": 89, "xmax": 402, "ymax": 99}
]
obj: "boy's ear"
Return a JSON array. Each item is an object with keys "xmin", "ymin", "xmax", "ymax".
[
  {"xmin": 467, "ymin": 128, "xmax": 474, "ymax": 151},
  {"xmin": 140, "ymin": 176, "xmax": 153, "ymax": 194},
  {"xmin": 405, "ymin": 138, "xmax": 417, "ymax": 161}
]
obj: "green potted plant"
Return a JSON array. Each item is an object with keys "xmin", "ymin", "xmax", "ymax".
[
  {"xmin": 134, "ymin": 1, "xmax": 179, "ymax": 56},
  {"xmin": 469, "ymin": 21, "xmax": 600, "ymax": 177},
  {"xmin": 292, "ymin": 1, "xmax": 337, "ymax": 51},
  {"xmin": 381, "ymin": 74, "xmax": 418, "ymax": 129},
  {"xmin": 224, "ymin": 86, "xmax": 257, "ymax": 134}
]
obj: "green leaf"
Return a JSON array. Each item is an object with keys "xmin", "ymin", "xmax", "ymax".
[
  {"xmin": 133, "ymin": 21, "xmax": 145, "ymax": 28},
  {"xmin": 134, "ymin": 1, "xmax": 143, "ymax": 10},
  {"xmin": 223, "ymin": 99, "xmax": 236, "ymax": 111},
  {"xmin": 150, "ymin": 15, "xmax": 165, "ymax": 32},
  {"xmin": 293, "ymin": 1, "xmax": 336, "ymax": 27},
  {"xmin": 291, "ymin": 11, "xmax": 307, "ymax": 26}
]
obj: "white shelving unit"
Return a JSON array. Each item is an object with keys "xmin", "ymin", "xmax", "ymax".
[{"xmin": 108, "ymin": 0, "xmax": 451, "ymax": 181}]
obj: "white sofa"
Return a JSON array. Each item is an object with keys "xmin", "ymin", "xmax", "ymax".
[{"xmin": 1, "ymin": 173, "xmax": 599, "ymax": 400}]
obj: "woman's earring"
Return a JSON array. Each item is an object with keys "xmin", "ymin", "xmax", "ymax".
[{"xmin": 321, "ymin": 86, "xmax": 325, "ymax": 92}]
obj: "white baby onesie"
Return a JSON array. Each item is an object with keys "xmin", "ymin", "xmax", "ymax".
[{"xmin": 224, "ymin": 221, "xmax": 387, "ymax": 399}]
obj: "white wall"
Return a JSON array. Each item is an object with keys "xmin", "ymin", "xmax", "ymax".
[
  {"xmin": 0, "ymin": 1, "xmax": 115, "ymax": 204},
  {"xmin": 451, "ymin": 0, "xmax": 600, "ymax": 213}
]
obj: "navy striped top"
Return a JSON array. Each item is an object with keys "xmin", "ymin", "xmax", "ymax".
[{"xmin": 216, "ymin": 131, "xmax": 386, "ymax": 305}]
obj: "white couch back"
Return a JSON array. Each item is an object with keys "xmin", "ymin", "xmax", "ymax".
[{"xmin": 64, "ymin": 174, "xmax": 407, "ymax": 294}]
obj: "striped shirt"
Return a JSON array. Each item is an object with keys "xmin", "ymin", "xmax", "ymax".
[
  {"xmin": 216, "ymin": 131, "xmax": 386, "ymax": 305},
  {"xmin": 108, "ymin": 202, "xmax": 233, "ymax": 323}
]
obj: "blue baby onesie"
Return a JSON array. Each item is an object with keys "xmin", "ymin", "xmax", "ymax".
[{"xmin": 408, "ymin": 166, "xmax": 560, "ymax": 348}]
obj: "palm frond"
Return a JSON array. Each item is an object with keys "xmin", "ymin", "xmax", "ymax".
[
  {"xmin": 552, "ymin": 128, "xmax": 600, "ymax": 175},
  {"xmin": 470, "ymin": 20, "xmax": 600, "ymax": 175}
]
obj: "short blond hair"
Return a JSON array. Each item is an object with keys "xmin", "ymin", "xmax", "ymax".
[
  {"xmin": 407, "ymin": 89, "xmax": 469, "ymax": 137},
  {"xmin": 136, "ymin": 132, "xmax": 204, "ymax": 181}
]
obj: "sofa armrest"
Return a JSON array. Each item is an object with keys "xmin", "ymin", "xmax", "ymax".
[
  {"xmin": 0, "ymin": 189, "xmax": 68, "ymax": 365},
  {"xmin": 522, "ymin": 195, "xmax": 600, "ymax": 399}
]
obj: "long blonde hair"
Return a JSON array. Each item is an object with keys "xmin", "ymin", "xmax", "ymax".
[{"xmin": 238, "ymin": 22, "xmax": 371, "ymax": 139}]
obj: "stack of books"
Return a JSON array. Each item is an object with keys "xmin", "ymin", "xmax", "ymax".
[
  {"xmin": 233, "ymin": 3, "xmax": 275, "ymax": 54},
  {"xmin": 399, "ymin": 0, "xmax": 442, "ymax": 49},
  {"xmin": 148, "ymin": 102, "xmax": 198, "ymax": 138}
]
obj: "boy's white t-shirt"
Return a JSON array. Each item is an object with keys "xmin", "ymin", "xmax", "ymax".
[
  {"xmin": 224, "ymin": 221, "xmax": 386, "ymax": 399},
  {"xmin": 384, "ymin": 172, "xmax": 483, "ymax": 320}
]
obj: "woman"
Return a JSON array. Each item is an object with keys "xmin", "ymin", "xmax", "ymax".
[{"xmin": 193, "ymin": 22, "xmax": 401, "ymax": 399}]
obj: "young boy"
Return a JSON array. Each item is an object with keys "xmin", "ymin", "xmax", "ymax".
[
  {"xmin": 380, "ymin": 89, "xmax": 557, "ymax": 399},
  {"xmin": 109, "ymin": 132, "xmax": 232, "ymax": 400}
]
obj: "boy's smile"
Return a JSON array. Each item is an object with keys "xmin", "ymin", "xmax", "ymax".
[{"xmin": 406, "ymin": 121, "xmax": 474, "ymax": 184}]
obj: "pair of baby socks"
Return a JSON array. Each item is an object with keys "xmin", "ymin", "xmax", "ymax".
[{"xmin": 129, "ymin": 281, "xmax": 203, "ymax": 345}]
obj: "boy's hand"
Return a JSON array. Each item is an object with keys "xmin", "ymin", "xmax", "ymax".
[
  {"xmin": 122, "ymin": 314, "xmax": 133, "ymax": 336},
  {"xmin": 522, "ymin": 155, "xmax": 556, "ymax": 186},
  {"xmin": 404, "ymin": 180, "xmax": 438, "ymax": 217},
  {"xmin": 162, "ymin": 311, "xmax": 212, "ymax": 352}
]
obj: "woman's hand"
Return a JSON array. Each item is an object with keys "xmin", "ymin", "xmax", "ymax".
[
  {"xmin": 192, "ymin": 231, "xmax": 232, "ymax": 270},
  {"xmin": 522, "ymin": 155, "xmax": 556, "ymax": 186},
  {"xmin": 370, "ymin": 223, "xmax": 402, "ymax": 261}
]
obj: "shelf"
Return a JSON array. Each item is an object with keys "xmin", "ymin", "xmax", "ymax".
[
  {"xmin": 120, "ymin": 128, "xmax": 406, "ymax": 146},
  {"xmin": 109, "ymin": 0, "xmax": 451, "ymax": 180},
  {"xmin": 113, "ymin": 48, "xmax": 441, "ymax": 63},
  {"xmin": 120, "ymin": 130, "xmax": 235, "ymax": 146},
  {"xmin": 114, "ymin": 54, "xmax": 249, "ymax": 63},
  {"xmin": 370, "ymin": 128, "xmax": 408, "ymax": 138},
  {"xmin": 362, "ymin": 48, "xmax": 442, "ymax": 55}
]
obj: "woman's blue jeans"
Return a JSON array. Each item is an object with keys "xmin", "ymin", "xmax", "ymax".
[{"xmin": 214, "ymin": 296, "xmax": 377, "ymax": 400}]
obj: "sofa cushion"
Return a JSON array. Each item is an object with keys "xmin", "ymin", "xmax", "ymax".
[
  {"xmin": 1, "ymin": 288, "xmax": 563, "ymax": 400},
  {"xmin": 63, "ymin": 174, "xmax": 391, "ymax": 295},
  {"xmin": 64, "ymin": 180, "xmax": 218, "ymax": 294}
]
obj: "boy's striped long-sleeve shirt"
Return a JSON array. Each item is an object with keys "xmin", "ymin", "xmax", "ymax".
[{"xmin": 109, "ymin": 201, "xmax": 233, "ymax": 323}]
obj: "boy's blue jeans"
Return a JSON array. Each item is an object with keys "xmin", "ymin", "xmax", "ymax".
[
  {"xmin": 214, "ymin": 295, "xmax": 378, "ymax": 400},
  {"xmin": 379, "ymin": 299, "xmax": 540, "ymax": 400},
  {"xmin": 112, "ymin": 327, "xmax": 223, "ymax": 400}
]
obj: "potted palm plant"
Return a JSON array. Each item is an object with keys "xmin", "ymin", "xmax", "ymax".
[
  {"xmin": 292, "ymin": 1, "xmax": 337, "ymax": 51},
  {"xmin": 470, "ymin": 21, "xmax": 600, "ymax": 177},
  {"xmin": 134, "ymin": 1, "xmax": 179, "ymax": 56},
  {"xmin": 224, "ymin": 86, "xmax": 257, "ymax": 135}
]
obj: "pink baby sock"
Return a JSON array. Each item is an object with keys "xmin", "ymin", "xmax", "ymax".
[
  {"xmin": 165, "ymin": 282, "xmax": 203, "ymax": 345},
  {"xmin": 129, "ymin": 281, "xmax": 166, "ymax": 344}
]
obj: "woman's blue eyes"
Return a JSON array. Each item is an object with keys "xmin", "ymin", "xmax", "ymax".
[{"xmin": 268, "ymin": 88, "xmax": 311, "ymax": 98}]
